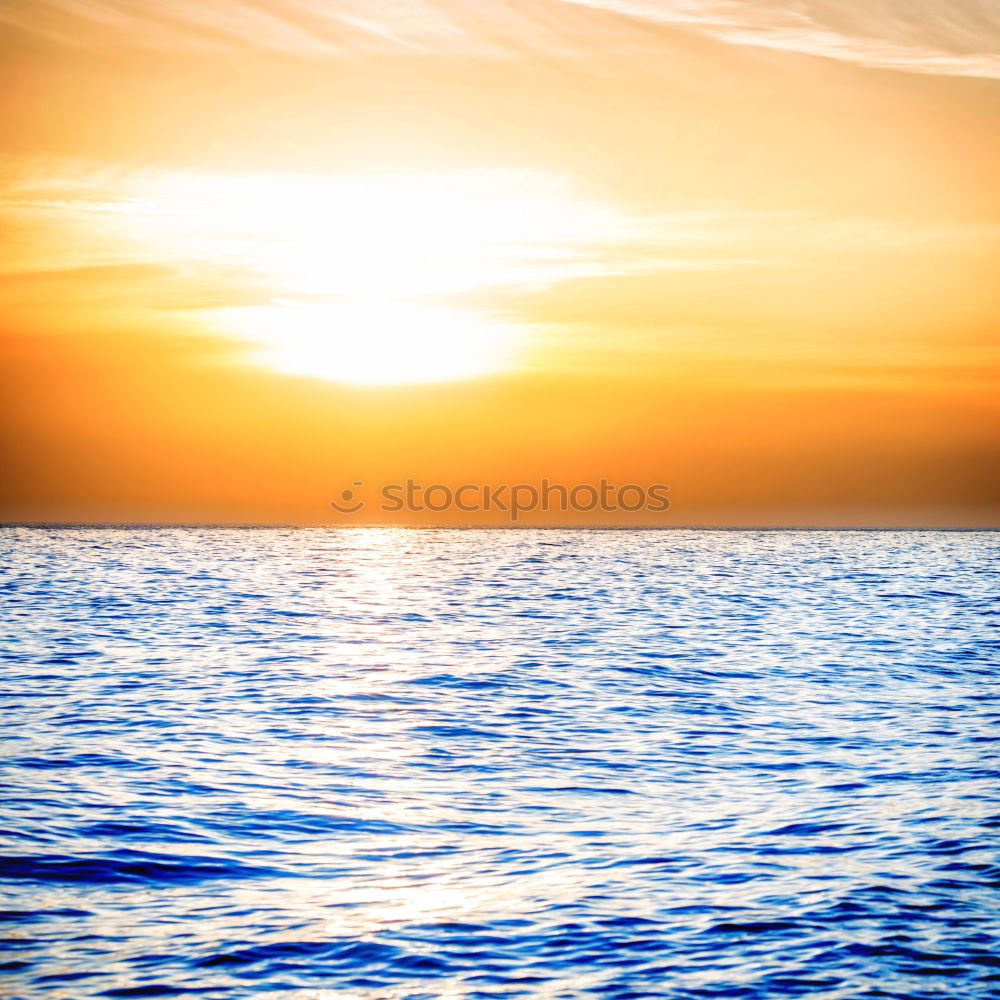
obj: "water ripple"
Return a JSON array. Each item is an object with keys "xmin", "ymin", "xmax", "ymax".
[{"xmin": 1, "ymin": 527, "xmax": 998, "ymax": 998}]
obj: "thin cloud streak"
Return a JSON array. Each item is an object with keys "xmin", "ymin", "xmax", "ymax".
[
  {"xmin": 4, "ymin": 0, "xmax": 999, "ymax": 78},
  {"xmin": 0, "ymin": 0, "xmax": 643, "ymax": 56},
  {"xmin": 3, "ymin": 161, "xmax": 999, "ymax": 347},
  {"xmin": 0, "ymin": 163, "xmax": 758, "ymax": 286},
  {"xmin": 560, "ymin": 0, "xmax": 1000, "ymax": 78}
]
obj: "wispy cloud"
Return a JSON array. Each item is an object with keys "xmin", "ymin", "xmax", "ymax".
[
  {"xmin": 4, "ymin": 0, "xmax": 999, "ymax": 78},
  {"xmin": 560, "ymin": 0, "xmax": 1000, "ymax": 78},
  {"xmin": 0, "ymin": 163, "xmax": 763, "ymax": 294},
  {"xmin": 0, "ymin": 0, "xmax": 638, "ymax": 57},
  {"xmin": 3, "ymin": 162, "xmax": 998, "ymax": 307}
]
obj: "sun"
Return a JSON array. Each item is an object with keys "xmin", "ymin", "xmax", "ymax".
[
  {"xmin": 222, "ymin": 298, "xmax": 519, "ymax": 386},
  {"xmin": 112, "ymin": 168, "xmax": 617, "ymax": 385}
]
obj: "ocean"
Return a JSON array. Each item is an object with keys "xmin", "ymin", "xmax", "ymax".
[{"xmin": 1, "ymin": 527, "xmax": 998, "ymax": 999}]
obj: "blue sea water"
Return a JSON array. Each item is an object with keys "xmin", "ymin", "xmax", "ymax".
[{"xmin": 1, "ymin": 526, "xmax": 998, "ymax": 1000}]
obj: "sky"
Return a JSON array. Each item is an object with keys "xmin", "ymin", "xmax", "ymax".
[{"xmin": 1, "ymin": 0, "xmax": 998, "ymax": 525}]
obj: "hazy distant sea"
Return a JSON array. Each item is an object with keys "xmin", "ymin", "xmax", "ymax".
[{"xmin": 1, "ymin": 527, "xmax": 998, "ymax": 999}]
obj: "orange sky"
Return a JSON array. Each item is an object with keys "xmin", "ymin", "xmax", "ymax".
[{"xmin": 1, "ymin": 0, "xmax": 998, "ymax": 525}]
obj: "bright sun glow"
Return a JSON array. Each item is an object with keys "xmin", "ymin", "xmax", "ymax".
[
  {"xmin": 223, "ymin": 298, "xmax": 519, "ymax": 385},
  {"xmin": 111, "ymin": 169, "xmax": 621, "ymax": 384}
]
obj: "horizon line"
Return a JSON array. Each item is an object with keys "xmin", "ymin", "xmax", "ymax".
[{"xmin": 3, "ymin": 522, "xmax": 997, "ymax": 532}]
